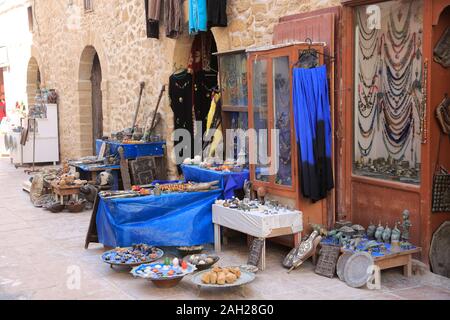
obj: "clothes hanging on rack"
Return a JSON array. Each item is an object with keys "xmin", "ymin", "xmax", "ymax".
[
  {"xmin": 165, "ymin": 0, "xmax": 183, "ymax": 38},
  {"xmin": 147, "ymin": 0, "xmax": 162, "ymax": 21},
  {"xmin": 169, "ymin": 70, "xmax": 195, "ymax": 167},
  {"xmin": 207, "ymin": 0, "xmax": 227, "ymax": 27},
  {"xmin": 194, "ymin": 70, "xmax": 217, "ymax": 138},
  {"xmin": 145, "ymin": 0, "xmax": 160, "ymax": 39},
  {"xmin": 189, "ymin": 0, "xmax": 208, "ymax": 35},
  {"xmin": 188, "ymin": 32, "xmax": 217, "ymax": 73},
  {"xmin": 204, "ymin": 92, "xmax": 223, "ymax": 158},
  {"xmin": 293, "ymin": 65, "xmax": 334, "ymax": 202}
]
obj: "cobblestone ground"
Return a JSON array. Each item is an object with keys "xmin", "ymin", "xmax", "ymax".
[{"xmin": 1, "ymin": 158, "xmax": 450, "ymax": 300}]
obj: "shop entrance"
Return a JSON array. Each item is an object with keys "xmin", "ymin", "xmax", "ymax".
[
  {"xmin": 78, "ymin": 46, "xmax": 103, "ymax": 155},
  {"xmin": 169, "ymin": 30, "xmax": 218, "ymax": 166},
  {"xmin": 91, "ymin": 53, "xmax": 103, "ymax": 147}
]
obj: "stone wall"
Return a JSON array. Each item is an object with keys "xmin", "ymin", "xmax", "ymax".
[{"xmin": 2, "ymin": 0, "xmax": 339, "ymax": 175}]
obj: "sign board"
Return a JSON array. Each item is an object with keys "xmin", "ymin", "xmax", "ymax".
[{"xmin": 247, "ymin": 238, "xmax": 264, "ymax": 267}]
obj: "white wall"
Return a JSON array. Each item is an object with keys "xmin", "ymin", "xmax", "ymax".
[{"xmin": 0, "ymin": 0, "xmax": 33, "ymax": 121}]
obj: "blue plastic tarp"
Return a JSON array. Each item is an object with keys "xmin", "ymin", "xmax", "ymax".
[
  {"xmin": 181, "ymin": 165, "xmax": 249, "ymax": 199},
  {"xmin": 96, "ymin": 189, "xmax": 222, "ymax": 247},
  {"xmin": 96, "ymin": 139, "xmax": 166, "ymax": 159}
]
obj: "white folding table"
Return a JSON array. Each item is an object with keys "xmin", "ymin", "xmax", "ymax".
[{"xmin": 212, "ymin": 204, "xmax": 303, "ymax": 271}]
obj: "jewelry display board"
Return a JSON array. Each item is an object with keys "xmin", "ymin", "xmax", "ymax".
[{"xmin": 353, "ymin": 0, "xmax": 423, "ymax": 185}]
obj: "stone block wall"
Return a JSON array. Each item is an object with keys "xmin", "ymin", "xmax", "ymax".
[{"xmin": 2, "ymin": 0, "xmax": 339, "ymax": 175}]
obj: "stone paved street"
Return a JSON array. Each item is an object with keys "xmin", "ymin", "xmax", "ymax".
[{"xmin": 1, "ymin": 158, "xmax": 450, "ymax": 300}]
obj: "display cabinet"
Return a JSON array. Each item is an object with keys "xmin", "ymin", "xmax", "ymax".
[
  {"xmin": 247, "ymin": 44, "xmax": 325, "ymax": 199},
  {"xmin": 216, "ymin": 50, "xmax": 249, "ymax": 163}
]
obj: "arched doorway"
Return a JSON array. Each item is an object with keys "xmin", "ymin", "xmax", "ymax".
[
  {"xmin": 26, "ymin": 57, "xmax": 41, "ymax": 106},
  {"xmin": 78, "ymin": 46, "xmax": 103, "ymax": 155}
]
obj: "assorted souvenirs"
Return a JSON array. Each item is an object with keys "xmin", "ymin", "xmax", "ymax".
[
  {"xmin": 131, "ymin": 260, "xmax": 196, "ymax": 280},
  {"xmin": 322, "ymin": 209, "xmax": 416, "ymax": 256},
  {"xmin": 183, "ymin": 157, "xmax": 246, "ymax": 173},
  {"xmin": 102, "ymin": 244, "xmax": 164, "ymax": 266},
  {"xmin": 354, "ymin": 1, "xmax": 423, "ymax": 183},
  {"xmin": 51, "ymin": 173, "xmax": 87, "ymax": 189},
  {"xmin": 186, "ymin": 254, "xmax": 219, "ymax": 270},
  {"xmin": 215, "ymin": 197, "xmax": 294, "ymax": 215}
]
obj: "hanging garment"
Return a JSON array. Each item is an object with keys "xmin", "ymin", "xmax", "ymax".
[
  {"xmin": 189, "ymin": 0, "xmax": 208, "ymax": 35},
  {"xmin": 293, "ymin": 65, "xmax": 334, "ymax": 202},
  {"xmin": 144, "ymin": 0, "xmax": 159, "ymax": 39},
  {"xmin": 207, "ymin": 0, "xmax": 227, "ymax": 27},
  {"xmin": 188, "ymin": 32, "xmax": 217, "ymax": 73},
  {"xmin": 169, "ymin": 70, "xmax": 195, "ymax": 166},
  {"xmin": 147, "ymin": 0, "xmax": 162, "ymax": 21},
  {"xmin": 165, "ymin": 0, "xmax": 183, "ymax": 38},
  {"xmin": 194, "ymin": 70, "xmax": 217, "ymax": 137},
  {"xmin": 204, "ymin": 92, "xmax": 223, "ymax": 158}
]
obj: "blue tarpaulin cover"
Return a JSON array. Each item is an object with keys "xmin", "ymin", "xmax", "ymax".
[
  {"xmin": 96, "ymin": 189, "xmax": 222, "ymax": 247},
  {"xmin": 181, "ymin": 165, "xmax": 249, "ymax": 199},
  {"xmin": 96, "ymin": 139, "xmax": 166, "ymax": 159}
]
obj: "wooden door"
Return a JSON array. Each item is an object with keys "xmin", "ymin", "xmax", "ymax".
[
  {"xmin": 91, "ymin": 53, "xmax": 103, "ymax": 150},
  {"xmin": 273, "ymin": 8, "xmax": 340, "ymax": 229}
]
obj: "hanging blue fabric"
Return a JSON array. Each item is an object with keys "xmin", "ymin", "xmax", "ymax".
[
  {"xmin": 292, "ymin": 65, "xmax": 334, "ymax": 202},
  {"xmin": 189, "ymin": 0, "xmax": 208, "ymax": 35}
]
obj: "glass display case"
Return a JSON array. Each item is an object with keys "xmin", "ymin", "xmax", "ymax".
[
  {"xmin": 218, "ymin": 51, "xmax": 248, "ymax": 110},
  {"xmin": 216, "ymin": 50, "xmax": 249, "ymax": 164},
  {"xmin": 273, "ymin": 56, "xmax": 293, "ymax": 186},
  {"xmin": 252, "ymin": 59, "xmax": 270, "ymax": 182},
  {"xmin": 353, "ymin": 0, "xmax": 423, "ymax": 185},
  {"xmin": 248, "ymin": 44, "xmax": 325, "ymax": 197}
]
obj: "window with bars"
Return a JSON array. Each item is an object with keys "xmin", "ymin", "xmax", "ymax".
[{"xmin": 84, "ymin": 0, "xmax": 93, "ymax": 12}]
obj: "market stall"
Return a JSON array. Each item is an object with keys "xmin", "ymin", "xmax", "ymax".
[
  {"xmin": 181, "ymin": 164, "xmax": 249, "ymax": 199},
  {"xmin": 95, "ymin": 189, "xmax": 222, "ymax": 248}
]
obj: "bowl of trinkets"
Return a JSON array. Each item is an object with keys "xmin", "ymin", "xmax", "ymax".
[
  {"xmin": 102, "ymin": 244, "xmax": 164, "ymax": 268},
  {"xmin": 185, "ymin": 254, "xmax": 220, "ymax": 271},
  {"xmin": 131, "ymin": 258, "xmax": 196, "ymax": 288}
]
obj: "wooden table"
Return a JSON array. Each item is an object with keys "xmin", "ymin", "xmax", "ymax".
[
  {"xmin": 212, "ymin": 204, "xmax": 303, "ymax": 271},
  {"xmin": 372, "ymin": 247, "xmax": 422, "ymax": 277},
  {"xmin": 51, "ymin": 183, "xmax": 82, "ymax": 205}
]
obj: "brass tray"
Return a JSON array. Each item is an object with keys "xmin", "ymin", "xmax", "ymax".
[{"xmin": 191, "ymin": 267, "xmax": 256, "ymax": 288}]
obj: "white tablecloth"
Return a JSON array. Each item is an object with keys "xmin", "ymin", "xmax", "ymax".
[{"xmin": 212, "ymin": 204, "xmax": 303, "ymax": 238}]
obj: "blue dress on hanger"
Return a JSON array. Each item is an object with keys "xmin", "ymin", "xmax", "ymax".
[
  {"xmin": 293, "ymin": 65, "xmax": 334, "ymax": 202},
  {"xmin": 189, "ymin": 0, "xmax": 208, "ymax": 34}
]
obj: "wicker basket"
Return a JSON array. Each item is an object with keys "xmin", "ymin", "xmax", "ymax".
[{"xmin": 67, "ymin": 200, "xmax": 87, "ymax": 213}]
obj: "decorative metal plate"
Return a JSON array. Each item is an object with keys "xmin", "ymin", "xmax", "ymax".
[
  {"xmin": 336, "ymin": 252, "xmax": 353, "ymax": 281},
  {"xmin": 430, "ymin": 221, "xmax": 450, "ymax": 278},
  {"xmin": 343, "ymin": 252, "xmax": 374, "ymax": 288},
  {"xmin": 191, "ymin": 268, "xmax": 256, "ymax": 288},
  {"xmin": 101, "ymin": 247, "xmax": 164, "ymax": 267}
]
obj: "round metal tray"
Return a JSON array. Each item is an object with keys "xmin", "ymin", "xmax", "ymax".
[
  {"xmin": 191, "ymin": 268, "xmax": 256, "ymax": 288},
  {"xmin": 101, "ymin": 247, "xmax": 164, "ymax": 268},
  {"xmin": 336, "ymin": 252, "xmax": 353, "ymax": 281},
  {"xmin": 343, "ymin": 252, "xmax": 374, "ymax": 288}
]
